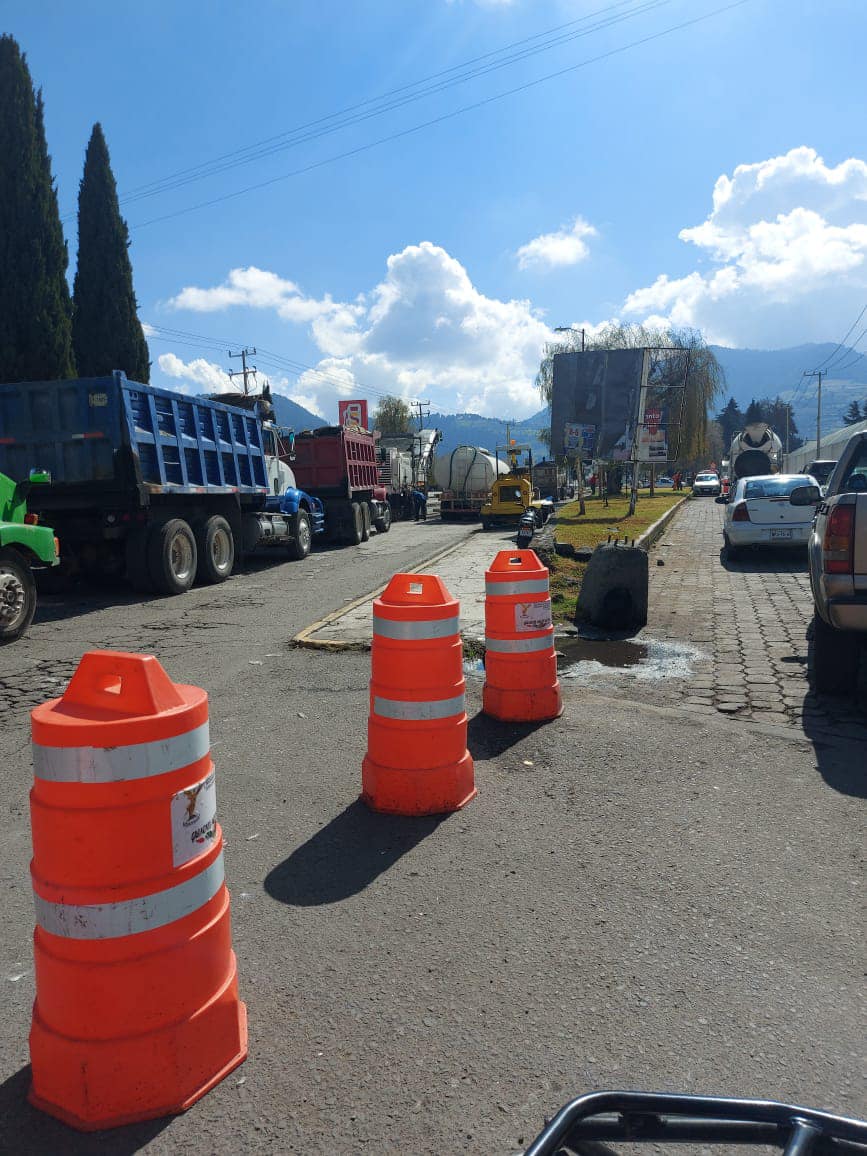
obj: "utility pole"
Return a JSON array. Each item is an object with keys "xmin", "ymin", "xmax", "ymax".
[
  {"xmin": 412, "ymin": 400, "xmax": 430, "ymax": 430},
  {"xmin": 804, "ymin": 369, "xmax": 823, "ymax": 457},
  {"xmin": 228, "ymin": 347, "xmax": 257, "ymax": 396},
  {"xmin": 784, "ymin": 404, "xmax": 790, "ymax": 471}
]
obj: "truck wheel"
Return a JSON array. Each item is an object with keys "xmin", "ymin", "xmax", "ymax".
[
  {"xmin": 481, "ymin": 518, "xmax": 493, "ymax": 531},
  {"xmin": 374, "ymin": 503, "xmax": 392, "ymax": 533},
  {"xmin": 360, "ymin": 502, "xmax": 371, "ymax": 541},
  {"xmin": 195, "ymin": 515, "xmax": 235, "ymax": 584},
  {"xmin": 0, "ymin": 548, "xmax": 37, "ymax": 644},
  {"xmin": 812, "ymin": 611, "xmax": 861, "ymax": 695},
  {"xmin": 125, "ymin": 527, "xmax": 155, "ymax": 592},
  {"xmin": 147, "ymin": 518, "xmax": 197, "ymax": 595},
  {"xmin": 287, "ymin": 511, "xmax": 312, "ymax": 561},
  {"xmin": 344, "ymin": 502, "xmax": 363, "ymax": 546}
]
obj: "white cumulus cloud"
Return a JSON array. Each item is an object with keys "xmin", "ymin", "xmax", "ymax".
[
  {"xmin": 623, "ymin": 147, "xmax": 867, "ymax": 347},
  {"xmin": 158, "ymin": 353, "xmax": 231, "ymax": 394},
  {"xmin": 163, "ymin": 242, "xmax": 554, "ymax": 420},
  {"xmin": 516, "ymin": 215, "xmax": 597, "ymax": 270}
]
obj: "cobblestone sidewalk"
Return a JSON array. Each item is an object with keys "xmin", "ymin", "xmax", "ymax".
[{"xmin": 648, "ymin": 497, "xmax": 867, "ymax": 731}]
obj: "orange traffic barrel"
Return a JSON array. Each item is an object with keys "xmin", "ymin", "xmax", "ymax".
[
  {"xmin": 28, "ymin": 650, "xmax": 247, "ymax": 1131},
  {"xmin": 483, "ymin": 549, "xmax": 563, "ymax": 722},
  {"xmin": 362, "ymin": 573, "xmax": 476, "ymax": 815}
]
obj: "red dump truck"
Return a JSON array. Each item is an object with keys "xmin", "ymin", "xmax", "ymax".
[{"xmin": 289, "ymin": 426, "xmax": 392, "ymax": 544}]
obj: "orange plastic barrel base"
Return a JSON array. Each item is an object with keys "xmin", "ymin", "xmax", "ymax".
[
  {"xmin": 483, "ymin": 682, "xmax": 563, "ymax": 723},
  {"xmin": 361, "ymin": 750, "xmax": 476, "ymax": 816},
  {"xmin": 28, "ymin": 971, "xmax": 247, "ymax": 1132}
]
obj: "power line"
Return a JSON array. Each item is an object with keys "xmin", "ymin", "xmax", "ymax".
[
  {"xmin": 132, "ymin": 0, "xmax": 751, "ymax": 230},
  {"xmin": 143, "ymin": 322, "xmax": 411, "ymax": 403},
  {"xmin": 68, "ymin": 0, "xmax": 666, "ymax": 220},
  {"xmin": 811, "ymin": 302, "xmax": 867, "ymax": 373}
]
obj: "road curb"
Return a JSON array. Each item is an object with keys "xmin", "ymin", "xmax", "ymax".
[
  {"xmin": 292, "ymin": 529, "xmax": 480, "ymax": 651},
  {"xmin": 635, "ymin": 496, "xmax": 689, "ymax": 551}
]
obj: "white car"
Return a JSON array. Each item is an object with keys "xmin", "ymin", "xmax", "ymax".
[
  {"xmin": 723, "ymin": 473, "xmax": 819, "ymax": 558},
  {"xmin": 655, "ymin": 476, "xmax": 674, "ymax": 488},
  {"xmin": 692, "ymin": 471, "xmax": 721, "ymax": 497}
]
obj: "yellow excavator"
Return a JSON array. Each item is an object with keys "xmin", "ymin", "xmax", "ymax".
[{"xmin": 480, "ymin": 443, "xmax": 554, "ymax": 531}]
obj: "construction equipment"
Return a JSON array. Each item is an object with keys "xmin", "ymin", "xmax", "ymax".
[
  {"xmin": 0, "ymin": 470, "xmax": 59, "ymax": 644},
  {"xmin": 480, "ymin": 444, "xmax": 554, "ymax": 531}
]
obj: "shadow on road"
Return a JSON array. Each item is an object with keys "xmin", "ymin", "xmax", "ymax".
[
  {"xmin": 467, "ymin": 710, "xmax": 548, "ymax": 759},
  {"xmin": 798, "ymin": 628, "xmax": 867, "ymax": 799},
  {"xmin": 0, "ymin": 1065, "xmax": 171, "ymax": 1155},
  {"xmin": 718, "ymin": 546, "xmax": 808, "ymax": 574},
  {"xmin": 264, "ymin": 799, "xmax": 445, "ymax": 906}
]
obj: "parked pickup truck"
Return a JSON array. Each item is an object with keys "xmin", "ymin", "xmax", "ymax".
[{"xmin": 794, "ymin": 430, "xmax": 867, "ymax": 693}]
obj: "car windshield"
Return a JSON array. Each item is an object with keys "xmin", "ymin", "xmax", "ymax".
[
  {"xmin": 807, "ymin": 462, "xmax": 836, "ymax": 483},
  {"xmin": 743, "ymin": 477, "xmax": 810, "ymax": 499},
  {"xmin": 696, "ymin": 474, "xmax": 717, "ymax": 482}
]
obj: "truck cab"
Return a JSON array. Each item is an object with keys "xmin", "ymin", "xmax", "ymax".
[{"xmin": 0, "ymin": 470, "xmax": 59, "ymax": 643}]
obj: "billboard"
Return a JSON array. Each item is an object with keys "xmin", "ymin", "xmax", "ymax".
[
  {"xmin": 551, "ymin": 349, "xmax": 647, "ymax": 461},
  {"xmin": 338, "ymin": 399, "xmax": 369, "ymax": 428}
]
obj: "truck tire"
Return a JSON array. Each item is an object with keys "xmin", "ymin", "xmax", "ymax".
[
  {"xmin": 360, "ymin": 502, "xmax": 371, "ymax": 541},
  {"xmin": 287, "ymin": 511, "xmax": 312, "ymax": 561},
  {"xmin": 0, "ymin": 547, "xmax": 37, "ymax": 644},
  {"xmin": 125, "ymin": 527, "xmax": 154, "ymax": 592},
  {"xmin": 195, "ymin": 515, "xmax": 235, "ymax": 584},
  {"xmin": 344, "ymin": 502, "xmax": 364, "ymax": 546},
  {"xmin": 812, "ymin": 611, "xmax": 861, "ymax": 695},
  {"xmin": 374, "ymin": 503, "xmax": 392, "ymax": 534},
  {"xmin": 147, "ymin": 518, "xmax": 197, "ymax": 595}
]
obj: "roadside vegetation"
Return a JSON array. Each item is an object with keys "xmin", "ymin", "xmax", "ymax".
[{"xmin": 549, "ymin": 490, "xmax": 684, "ymax": 624}]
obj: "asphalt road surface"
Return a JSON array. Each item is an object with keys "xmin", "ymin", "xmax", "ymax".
[{"xmin": 0, "ymin": 514, "xmax": 864, "ymax": 1154}]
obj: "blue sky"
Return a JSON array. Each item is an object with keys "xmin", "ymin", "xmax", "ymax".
[{"xmin": 7, "ymin": 0, "xmax": 867, "ymax": 419}]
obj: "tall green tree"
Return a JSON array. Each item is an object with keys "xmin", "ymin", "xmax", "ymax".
[
  {"xmin": 716, "ymin": 398, "xmax": 744, "ymax": 451},
  {"xmin": 373, "ymin": 395, "xmax": 413, "ymax": 434},
  {"xmin": 73, "ymin": 123, "xmax": 149, "ymax": 380},
  {"xmin": 842, "ymin": 399, "xmax": 865, "ymax": 426},
  {"xmin": 744, "ymin": 398, "xmax": 764, "ymax": 425},
  {"xmin": 0, "ymin": 35, "xmax": 75, "ymax": 382}
]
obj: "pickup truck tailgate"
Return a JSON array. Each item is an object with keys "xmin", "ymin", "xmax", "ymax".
[{"xmin": 855, "ymin": 493, "xmax": 867, "ymax": 589}]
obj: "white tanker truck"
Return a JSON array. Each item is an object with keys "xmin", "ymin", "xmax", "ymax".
[{"xmin": 728, "ymin": 423, "xmax": 783, "ymax": 479}]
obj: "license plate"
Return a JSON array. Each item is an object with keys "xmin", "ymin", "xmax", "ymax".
[{"xmin": 770, "ymin": 528, "xmax": 793, "ymax": 540}]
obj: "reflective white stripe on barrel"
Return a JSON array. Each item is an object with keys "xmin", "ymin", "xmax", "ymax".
[
  {"xmin": 485, "ymin": 634, "xmax": 554, "ymax": 653},
  {"xmin": 373, "ymin": 694, "xmax": 466, "ymax": 721},
  {"xmin": 485, "ymin": 578, "xmax": 550, "ymax": 597},
  {"xmin": 33, "ymin": 851, "xmax": 225, "ymax": 940},
  {"xmin": 373, "ymin": 614, "xmax": 460, "ymax": 641},
  {"xmin": 32, "ymin": 721, "xmax": 210, "ymax": 784}
]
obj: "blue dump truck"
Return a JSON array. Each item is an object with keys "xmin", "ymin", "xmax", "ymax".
[{"xmin": 0, "ymin": 372, "xmax": 327, "ymax": 595}]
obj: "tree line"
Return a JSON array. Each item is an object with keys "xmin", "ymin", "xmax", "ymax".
[
  {"xmin": 715, "ymin": 397, "xmax": 803, "ymax": 452},
  {"xmin": 0, "ymin": 34, "xmax": 148, "ymax": 385}
]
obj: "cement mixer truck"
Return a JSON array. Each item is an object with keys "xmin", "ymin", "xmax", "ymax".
[{"xmin": 729, "ymin": 423, "xmax": 783, "ymax": 479}]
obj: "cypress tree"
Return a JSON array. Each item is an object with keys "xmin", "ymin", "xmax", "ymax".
[
  {"xmin": 0, "ymin": 34, "xmax": 75, "ymax": 382},
  {"xmin": 72, "ymin": 123, "xmax": 149, "ymax": 381}
]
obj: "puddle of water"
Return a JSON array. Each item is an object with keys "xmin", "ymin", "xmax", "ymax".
[{"xmin": 556, "ymin": 636, "xmax": 648, "ymax": 668}]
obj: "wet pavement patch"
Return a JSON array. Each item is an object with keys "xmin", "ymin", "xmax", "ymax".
[
  {"xmin": 557, "ymin": 633, "xmax": 707, "ymax": 682},
  {"xmin": 463, "ymin": 633, "xmax": 707, "ymax": 684}
]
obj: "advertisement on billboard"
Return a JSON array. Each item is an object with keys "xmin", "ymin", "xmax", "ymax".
[
  {"xmin": 563, "ymin": 422, "xmax": 598, "ymax": 457},
  {"xmin": 338, "ymin": 399, "xmax": 369, "ymax": 428},
  {"xmin": 637, "ymin": 404, "xmax": 669, "ymax": 462},
  {"xmin": 550, "ymin": 349, "xmax": 647, "ymax": 461}
]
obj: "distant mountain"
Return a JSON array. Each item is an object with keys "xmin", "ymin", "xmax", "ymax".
[
  {"xmin": 270, "ymin": 392, "xmax": 326, "ymax": 431},
  {"xmin": 430, "ymin": 408, "xmax": 552, "ymax": 463},
  {"xmin": 711, "ymin": 343, "xmax": 867, "ymax": 442}
]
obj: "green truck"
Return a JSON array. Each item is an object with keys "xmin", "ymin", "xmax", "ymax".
[{"xmin": 0, "ymin": 471, "xmax": 59, "ymax": 644}]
